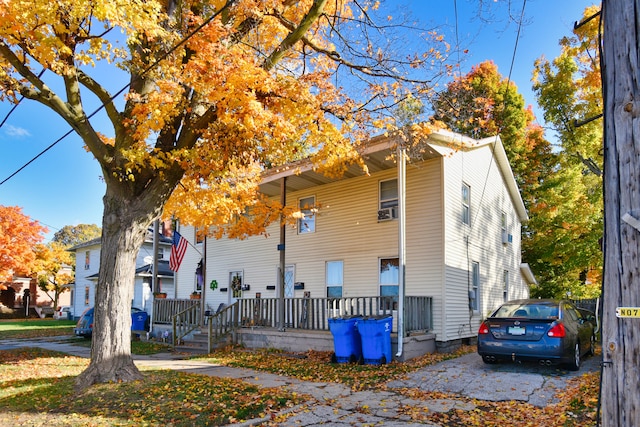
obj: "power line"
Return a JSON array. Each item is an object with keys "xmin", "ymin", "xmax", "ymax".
[{"xmin": 0, "ymin": 2, "xmax": 233, "ymax": 187}]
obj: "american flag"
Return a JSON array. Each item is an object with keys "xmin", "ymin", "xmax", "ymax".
[{"xmin": 169, "ymin": 231, "xmax": 188, "ymax": 271}]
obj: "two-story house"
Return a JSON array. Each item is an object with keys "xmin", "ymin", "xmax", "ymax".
[
  {"xmin": 69, "ymin": 227, "xmax": 174, "ymax": 319},
  {"xmin": 165, "ymin": 129, "xmax": 537, "ymax": 356}
]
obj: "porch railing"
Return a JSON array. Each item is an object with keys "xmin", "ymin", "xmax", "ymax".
[
  {"xmin": 155, "ymin": 295, "xmax": 433, "ymax": 349},
  {"xmin": 154, "ymin": 299, "xmax": 200, "ymax": 324},
  {"xmin": 170, "ymin": 301, "xmax": 201, "ymax": 347},
  {"xmin": 207, "ymin": 302, "xmax": 241, "ymax": 351},
  {"xmin": 207, "ymin": 295, "xmax": 432, "ymax": 335}
]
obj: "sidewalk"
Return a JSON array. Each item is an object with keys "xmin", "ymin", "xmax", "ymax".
[{"xmin": 0, "ymin": 337, "xmax": 459, "ymax": 426}]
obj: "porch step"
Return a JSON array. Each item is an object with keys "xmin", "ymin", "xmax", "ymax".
[{"xmin": 175, "ymin": 330, "xmax": 232, "ymax": 354}]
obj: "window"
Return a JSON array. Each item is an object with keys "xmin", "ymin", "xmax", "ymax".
[
  {"xmin": 84, "ymin": 286, "xmax": 90, "ymax": 306},
  {"xmin": 195, "ymin": 227, "xmax": 205, "ymax": 244},
  {"xmin": 379, "ymin": 258, "xmax": 399, "ymax": 310},
  {"xmin": 379, "ymin": 179, "xmax": 398, "ymax": 220},
  {"xmin": 470, "ymin": 262, "xmax": 480, "ymax": 311},
  {"xmin": 84, "ymin": 251, "xmax": 90, "ymax": 270},
  {"xmin": 326, "ymin": 261, "xmax": 343, "ymax": 298},
  {"xmin": 462, "ymin": 183, "xmax": 470, "ymax": 225},
  {"xmin": 157, "ymin": 248, "xmax": 164, "ymax": 260},
  {"xmin": 298, "ymin": 196, "xmax": 316, "ymax": 234},
  {"xmin": 501, "ymin": 211, "xmax": 508, "ymax": 243},
  {"xmin": 503, "ymin": 270, "xmax": 509, "ymax": 302}
]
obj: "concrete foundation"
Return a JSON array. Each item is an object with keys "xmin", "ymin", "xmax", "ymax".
[{"xmin": 237, "ymin": 327, "xmax": 437, "ymax": 362}]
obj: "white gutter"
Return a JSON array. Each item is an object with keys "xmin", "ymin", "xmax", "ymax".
[{"xmin": 396, "ymin": 145, "xmax": 406, "ymax": 358}]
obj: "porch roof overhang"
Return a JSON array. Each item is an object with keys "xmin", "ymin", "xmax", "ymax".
[
  {"xmin": 258, "ymin": 129, "xmax": 528, "ymax": 223},
  {"xmin": 86, "ymin": 260, "xmax": 174, "ymax": 280}
]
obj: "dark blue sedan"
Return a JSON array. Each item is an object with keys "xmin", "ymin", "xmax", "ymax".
[{"xmin": 477, "ymin": 299, "xmax": 596, "ymax": 370}]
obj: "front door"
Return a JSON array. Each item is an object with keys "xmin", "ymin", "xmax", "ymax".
[
  {"xmin": 284, "ymin": 265, "xmax": 295, "ymax": 298},
  {"xmin": 229, "ymin": 270, "xmax": 243, "ymax": 305}
]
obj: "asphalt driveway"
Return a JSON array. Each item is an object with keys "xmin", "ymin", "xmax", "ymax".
[{"xmin": 387, "ymin": 351, "xmax": 600, "ymax": 407}]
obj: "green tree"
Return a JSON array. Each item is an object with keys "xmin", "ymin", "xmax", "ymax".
[
  {"xmin": 53, "ymin": 224, "xmax": 101, "ymax": 247},
  {"xmin": 33, "ymin": 242, "xmax": 75, "ymax": 310},
  {"xmin": 531, "ymin": 5, "xmax": 602, "ymax": 298},
  {"xmin": 0, "ymin": 0, "xmax": 450, "ymax": 389},
  {"xmin": 431, "ymin": 61, "xmax": 564, "ymax": 294},
  {"xmin": 431, "ymin": 61, "xmax": 549, "ymax": 193}
]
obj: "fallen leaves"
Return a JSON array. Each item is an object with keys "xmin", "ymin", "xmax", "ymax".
[{"xmin": 0, "ymin": 347, "xmax": 302, "ymax": 426}]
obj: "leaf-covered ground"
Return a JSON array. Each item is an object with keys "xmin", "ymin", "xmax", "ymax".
[
  {"xmin": 0, "ymin": 347, "xmax": 301, "ymax": 426},
  {"xmin": 0, "ymin": 321, "xmax": 600, "ymax": 426},
  {"xmin": 201, "ymin": 346, "xmax": 599, "ymax": 426}
]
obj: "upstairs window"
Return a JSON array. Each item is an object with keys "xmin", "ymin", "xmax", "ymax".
[
  {"xmin": 462, "ymin": 183, "xmax": 470, "ymax": 225},
  {"xmin": 379, "ymin": 179, "xmax": 398, "ymax": 221},
  {"xmin": 84, "ymin": 251, "xmax": 90, "ymax": 270},
  {"xmin": 298, "ymin": 196, "xmax": 316, "ymax": 234}
]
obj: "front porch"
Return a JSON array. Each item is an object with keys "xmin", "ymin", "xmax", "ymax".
[{"xmin": 152, "ymin": 295, "xmax": 436, "ymax": 361}]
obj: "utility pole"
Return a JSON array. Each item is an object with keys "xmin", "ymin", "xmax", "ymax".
[{"xmin": 600, "ymin": 0, "xmax": 640, "ymax": 425}]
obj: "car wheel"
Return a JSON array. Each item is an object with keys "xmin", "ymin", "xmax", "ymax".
[
  {"xmin": 567, "ymin": 342, "xmax": 581, "ymax": 371},
  {"xmin": 588, "ymin": 335, "xmax": 596, "ymax": 356},
  {"xmin": 482, "ymin": 355, "xmax": 498, "ymax": 364}
]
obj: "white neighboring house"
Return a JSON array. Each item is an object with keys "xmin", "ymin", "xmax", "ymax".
[
  {"xmin": 69, "ymin": 228, "xmax": 174, "ymax": 319},
  {"xmin": 171, "ymin": 129, "xmax": 537, "ymax": 349}
]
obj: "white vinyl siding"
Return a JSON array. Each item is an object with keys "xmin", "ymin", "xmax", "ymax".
[
  {"xmin": 200, "ymin": 135, "xmax": 527, "ymax": 345},
  {"xmin": 442, "ymin": 142, "xmax": 528, "ymax": 341}
]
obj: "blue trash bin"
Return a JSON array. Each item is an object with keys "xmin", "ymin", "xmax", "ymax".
[
  {"xmin": 357, "ymin": 315, "xmax": 392, "ymax": 365},
  {"xmin": 328, "ymin": 316, "xmax": 362, "ymax": 363},
  {"xmin": 131, "ymin": 311, "xmax": 149, "ymax": 331}
]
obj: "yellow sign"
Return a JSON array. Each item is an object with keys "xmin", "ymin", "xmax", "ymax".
[{"xmin": 616, "ymin": 307, "xmax": 640, "ymax": 318}]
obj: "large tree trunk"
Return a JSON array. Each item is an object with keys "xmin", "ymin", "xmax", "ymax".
[
  {"xmin": 601, "ymin": 0, "xmax": 640, "ymax": 425},
  {"xmin": 74, "ymin": 187, "xmax": 161, "ymax": 390}
]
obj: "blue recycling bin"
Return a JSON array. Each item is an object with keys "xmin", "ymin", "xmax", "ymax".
[
  {"xmin": 357, "ymin": 315, "xmax": 392, "ymax": 365},
  {"xmin": 328, "ymin": 316, "xmax": 362, "ymax": 363},
  {"xmin": 131, "ymin": 311, "xmax": 149, "ymax": 331}
]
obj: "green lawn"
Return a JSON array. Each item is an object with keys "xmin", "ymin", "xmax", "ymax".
[{"xmin": 0, "ymin": 319, "xmax": 76, "ymax": 339}]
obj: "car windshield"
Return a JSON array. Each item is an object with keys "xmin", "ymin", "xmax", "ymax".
[{"xmin": 493, "ymin": 302, "xmax": 559, "ymax": 319}]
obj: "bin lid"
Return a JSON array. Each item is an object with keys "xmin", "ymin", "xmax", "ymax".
[{"xmin": 361, "ymin": 315, "xmax": 392, "ymax": 321}]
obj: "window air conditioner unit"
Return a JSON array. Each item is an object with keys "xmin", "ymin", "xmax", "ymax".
[
  {"xmin": 502, "ymin": 231, "xmax": 513, "ymax": 244},
  {"xmin": 378, "ymin": 207, "xmax": 394, "ymax": 221}
]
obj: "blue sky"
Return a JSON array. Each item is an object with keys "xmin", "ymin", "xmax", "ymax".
[{"xmin": 0, "ymin": 0, "xmax": 596, "ymax": 241}]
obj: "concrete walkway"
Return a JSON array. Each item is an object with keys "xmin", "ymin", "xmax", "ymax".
[{"xmin": 0, "ymin": 337, "xmax": 598, "ymax": 426}]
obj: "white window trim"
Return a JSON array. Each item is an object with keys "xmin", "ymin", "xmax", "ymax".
[
  {"xmin": 379, "ymin": 179, "xmax": 399, "ymax": 220},
  {"xmin": 326, "ymin": 260, "xmax": 344, "ymax": 298},
  {"xmin": 471, "ymin": 261, "xmax": 480, "ymax": 312},
  {"xmin": 462, "ymin": 183, "xmax": 471, "ymax": 225},
  {"xmin": 298, "ymin": 195, "xmax": 316, "ymax": 234}
]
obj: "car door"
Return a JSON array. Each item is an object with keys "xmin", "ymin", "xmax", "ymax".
[{"xmin": 566, "ymin": 303, "xmax": 591, "ymax": 354}]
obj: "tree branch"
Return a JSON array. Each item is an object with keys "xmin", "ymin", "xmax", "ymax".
[{"xmin": 262, "ymin": 0, "xmax": 328, "ymax": 71}]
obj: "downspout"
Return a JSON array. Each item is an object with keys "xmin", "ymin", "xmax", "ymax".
[
  {"xmin": 151, "ymin": 219, "xmax": 160, "ymax": 335},
  {"xmin": 396, "ymin": 145, "xmax": 406, "ymax": 358},
  {"xmin": 200, "ymin": 233, "xmax": 207, "ymax": 327},
  {"xmin": 278, "ymin": 177, "xmax": 287, "ymax": 331}
]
